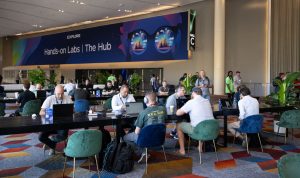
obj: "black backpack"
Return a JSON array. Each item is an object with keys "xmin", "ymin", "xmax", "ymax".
[
  {"xmin": 103, "ymin": 140, "xmax": 134, "ymax": 174},
  {"xmin": 98, "ymin": 128, "xmax": 112, "ymax": 167}
]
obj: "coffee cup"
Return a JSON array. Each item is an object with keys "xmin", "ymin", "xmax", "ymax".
[{"xmin": 170, "ymin": 105, "xmax": 174, "ymax": 114}]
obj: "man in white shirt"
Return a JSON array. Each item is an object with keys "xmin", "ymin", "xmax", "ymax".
[
  {"xmin": 228, "ymin": 87, "xmax": 259, "ymax": 142},
  {"xmin": 176, "ymin": 87, "xmax": 214, "ymax": 155},
  {"xmin": 38, "ymin": 85, "xmax": 73, "ymax": 155},
  {"xmin": 111, "ymin": 85, "xmax": 136, "ymax": 115}
]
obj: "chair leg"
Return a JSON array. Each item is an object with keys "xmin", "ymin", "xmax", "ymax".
[
  {"xmin": 245, "ymin": 134, "xmax": 249, "ymax": 154},
  {"xmin": 162, "ymin": 145, "xmax": 167, "ymax": 162},
  {"xmin": 145, "ymin": 148, "xmax": 148, "ymax": 174},
  {"xmin": 198, "ymin": 141, "xmax": 202, "ymax": 164},
  {"xmin": 257, "ymin": 133, "xmax": 263, "ymax": 152},
  {"xmin": 73, "ymin": 157, "xmax": 76, "ymax": 178},
  {"xmin": 187, "ymin": 136, "xmax": 191, "ymax": 154},
  {"xmin": 233, "ymin": 131, "xmax": 237, "ymax": 144},
  {"xmin": 213, "ymin": 139, "xmax": 219, "ymax": 161},
  {"xmin": 88, "ymin": 157, "xmax": 91, "ymax": 172},
  {"xmin": 62, "ymin": 156, "xmax": 67, "ymax": 178},
  {"xmin": 94, "ymin": 155, "xmax": 100, "ymax": 178},
  {"xmin": 285, "ymin": 129, "xmax": 287, "ymax": 144},
  {"xmin": 292, "ymin": 128, "xmax": 294, "ymax": 144}
]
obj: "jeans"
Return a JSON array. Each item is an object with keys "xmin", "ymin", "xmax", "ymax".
[{"xmin": 38, "ymin": 130, "xmax": 68, "ymax": 149}]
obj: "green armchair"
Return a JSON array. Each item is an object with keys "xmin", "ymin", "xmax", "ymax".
[
  {"xmin": 276, "ymin": 110, "xmax": 300, "ymax": 144},
  {"xmin": 278, "ymin": 154, "xmax": 300, "ymax": 178},
  {"xmin": 20, "ymin": 99, "xmax": 42, "ymax": 116}
]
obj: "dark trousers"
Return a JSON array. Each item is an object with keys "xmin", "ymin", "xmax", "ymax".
[
  {"xmin": 38, "ymin": 130, "xmax": 68, "ymax": 149},
  {"xmin": 227, "ymin": 92, "xmax": 234, "ymax": 102}
]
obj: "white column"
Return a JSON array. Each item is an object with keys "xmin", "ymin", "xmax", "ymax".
[{"xmin": 214, "ymin": 0, "xmax": 225, "ymax": 95}]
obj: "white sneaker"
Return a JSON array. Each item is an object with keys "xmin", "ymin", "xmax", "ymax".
[
  {"xmin": 137, "ymin": 153, "xmax": 150, "ymax": 163},
  {"xmin": 48, "ymin": 149, "xmax": 55, "ymax": 156}
]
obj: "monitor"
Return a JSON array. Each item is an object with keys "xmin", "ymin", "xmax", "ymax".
[{"xmin": 126, "ymin": 102, "xmax": 144, "ymax": 115}]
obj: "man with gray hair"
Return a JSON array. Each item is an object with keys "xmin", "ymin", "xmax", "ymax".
[
  {"xmin": 176, "ymin": 87, "xmax": 214, "ymax": 155},
  {"xmin": 39, "ymin": 85, "xmax": 73, "ymax": 155}
]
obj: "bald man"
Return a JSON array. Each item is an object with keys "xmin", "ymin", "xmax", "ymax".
[{"xmin": 39, "ymin": 85, "xmax": 73, "ymax": 155}]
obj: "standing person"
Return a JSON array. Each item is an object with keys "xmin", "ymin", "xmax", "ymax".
[
  {"xmin": 123, "ymin": 92, "xmax": 167, "ymax": 162},
  {"xmin": 195, "ymin": 70, "xmax": 211, "ymax": 101},
  {"xmin": 233, "ymin": 71, "xmax": 242, "ymax": 92},
  {"xmin": 150, "ymin": 74, "xmax": 157, "ymax": 92},
  {"xmin": 15, "ymin": 80, "xmax": 36, "ymax": 116},
  {"xmin": 39, "ymin": 85, "xmax": 73, "ymax": 155},
  {"xmin": 84, "ymin": 79, "xmax": 93, "ymax": 90},
  {"xmin": 15, "ymin": 71, "xmax": 21, "ymax": 84},
  {"xmin": 273, "ymin": 72, "xmax": 285, "ymax": 93},
  {"xmin": 228, "ymin": 87, "xmax": 259, "ymax": 145},
  {"xmin": 179, "ymin": 73, "xmax": 187, "ymax": 85},
  {"xmin": 60, "ymin": 75, "xmax": 65, "ymax": 84},
  {"xmin": 176, "ymin": 87, "xmax": 214, "ymax": 155},
  {"xmin": 0, "ymin": 75, "xmax": 6, "ymax": 116},
  {"xmin": 225, "ymin": 71, "xmax": 235, "ymax": 102}
]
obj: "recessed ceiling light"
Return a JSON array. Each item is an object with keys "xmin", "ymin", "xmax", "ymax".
[
  {"xmin": 105, "ymin": 16, "xmax": 109, "ymax": 19},
  {"xmin": 124, "ymin": 9, "xmax": 132, "ymax": 13},
  {"xmin": 58, "ymin": 9, "xmax": 64, "ymax": 13},
  {"xmin": 118, "ymin": 9, "xmax": 121, "ymax": 12},
  {"xmin": 157, "ymin": 2, "xmax": 160, "ymax": 6}
]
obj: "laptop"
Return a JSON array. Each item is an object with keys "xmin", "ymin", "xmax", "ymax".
[
  {"xmin": 36, "ymin": 90, "xmax": 47, "ymax": 98},
  {"xmin": 176, "ymin": 98, "xmax": 189, "ymax": 109},
  {"xmin": 220, "ymin": 98, "xmax": 232, "ymax": 108},
  {"xmin": 53, "ymin": 104, "xmax": 74, "ymax": 118},
  {"xmin": 125, "ymin": 102, "xmax": 144, "ymax": 116}
]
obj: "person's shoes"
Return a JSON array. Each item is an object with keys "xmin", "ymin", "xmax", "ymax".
[
  {"xmin": 48, "ymin": 149, "xmax": 56, "ymax": 156},
  {"xmin": 170, "ymin": 130, "xmax": 177, "ymax": 137},
  {"xmin": 137, "ymin": 153, "xmax": 150, "ymax": 163},
  {"xmin": 242, "ymin": 137, "xmax": 250, "ymax": 147},
  {"xmin": 173, "ymin": 135, "xmax": 178, "ymax": 140}
]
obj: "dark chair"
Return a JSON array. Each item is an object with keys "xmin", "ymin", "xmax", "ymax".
[
  {"xmin": 233, "ymin": 114, "xmax": 264, "ymax": 153},
  {"xmin": 74, "ymin": 99, "xmax": 90, "ymax": 113},
  {"xmin": 63, "ymin": 130, "xmax": 102, "ymax": 178},
  {"xmin": 20, "ymin": 99, "xmax": 42, "ymax": 116},
  {"xmin": 103, "ymin": 97, "xmax": 112, "ymax": 110},
  {"xmin": 136, "ymin": 124, "xmax": 167, "ymax": 174},
  {"xmin": 276, "ymin": 110, "xmax": 300, "ymax": 144}
]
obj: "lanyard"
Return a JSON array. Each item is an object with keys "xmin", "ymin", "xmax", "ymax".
[{"xmin": 119, "ymin": 94, "xmax": 128, "ymax": 105}]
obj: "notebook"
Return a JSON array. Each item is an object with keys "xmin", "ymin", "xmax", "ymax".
[
  {"xmin": 53, "ymin": 103, "xmax": 74, "ymax": 118},
  {"xmin": 125, "ymin": 102, "xmax": 144, "ymax": 115}
]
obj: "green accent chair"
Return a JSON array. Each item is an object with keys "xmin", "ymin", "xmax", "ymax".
[
  {"xmin": 278, "ymin": 154, "xmax": 300, "ymax": 178},
  {"xmin": 276, "ymin": 110, "xmax": 300, "ymax": 144},
  {"xmin": 188, "ymin": 119, "xmax": 219, "ymax": 164},
  {"xmin": 20, "ymin": 99, "xmax": 42, "ymax": 116},
  {"xmin": 63, "ymin": 130, "xmax": 102, "ymax": 178},
  {"xmin": 103, "ymin": 97, "xmax": 112, "ymax": 110}
]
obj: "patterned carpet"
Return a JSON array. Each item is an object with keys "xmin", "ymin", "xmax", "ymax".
[{"xmin": 0, "ymin": 113, "xmax": 300, "ymax": 178}]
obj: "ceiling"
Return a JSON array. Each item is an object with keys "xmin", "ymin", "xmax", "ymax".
[{"xmin": 0, "ymin": 0, "xmax": 203, "ymax": 37}]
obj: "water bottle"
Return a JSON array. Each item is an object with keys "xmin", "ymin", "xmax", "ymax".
[
  {"xmin": 232, "ymin": 97, "xmax": 237, "ymax": 109},
  {"xmin": 45, "ymin": 108, "xmax": 53, "ymax": 119},
  {"xmin": 218, "ymin": 99, "xmax": 222, "ymax": 111}
]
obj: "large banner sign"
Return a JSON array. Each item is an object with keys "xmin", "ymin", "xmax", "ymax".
[{"xmin": 13, "ymin": 12, "xmax": 188, "ymax": 66}]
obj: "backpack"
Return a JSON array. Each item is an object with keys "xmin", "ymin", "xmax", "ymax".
[
  {"xmin": 98, "ymin": 128, "xmax": 112, "ymax": 167},
  {"xmin": 103, "ymin": 140, "xmax": 134, "ymax": 174}
]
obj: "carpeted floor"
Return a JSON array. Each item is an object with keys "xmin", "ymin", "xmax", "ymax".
[{"xmin": 0, "ymin": 113, "xmax": 299, "ymax": 178}]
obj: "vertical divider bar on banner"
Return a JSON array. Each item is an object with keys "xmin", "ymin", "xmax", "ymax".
[{"xmin": 189, "ymin": 9, "xmax": 196, "ymax": 52}]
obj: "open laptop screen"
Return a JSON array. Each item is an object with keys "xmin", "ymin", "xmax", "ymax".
[
  {"xmin": 126, "ymin": 102, "xmax": 144, "ymax": 115},
  {"xmin": 53, "ymin": 104, "xmax": 74, "ymax": 118}
]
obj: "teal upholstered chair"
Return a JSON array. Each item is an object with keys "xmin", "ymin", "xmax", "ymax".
[
  {"xmin": 103, "ymin": 97, "xmax": 112, "ymax": 110},
  {"xmin": 20, "ymin": 99, "xmax": 42, "ymax": 116},
  {"xmin": 188, "ymin": 119, "xmax": 219, "ymax": 164},
  {"xmin": 276, "ymin": 110, "xmax": 300, "ymax": 144},
  {"xmin": 278, "ymin": 154, "xmax": 300, "ymax": 178},
  {"xmin": 63, "ymin": 130, "xmax": 102, "ymax": 178}
]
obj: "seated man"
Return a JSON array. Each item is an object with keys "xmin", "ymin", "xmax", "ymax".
[
  {"xmin": 38, "ymin": 85, "xmax": 73, "ymax": 155},
  {"xmin": 111, "ymin": 85, "xmax": 135, "ymax": 115},
  {"xmin": 158, "ymin": 80, "xmax": 169, "ymax": 95},
  {"xmin": 15, "ymin": 80, "xmax": 36, "ymax": 115},
  {"xmin": 228, "ymin": 87, "xmax": 259, "ymax": 145},
  {"xmin": 176, "ymin": 87, "xmax": 214, "ymax": 155},
  {"xmin": 165, "ymin": 85, "xmax": 186, "ymax": 139},
  {"xmin": 123, "ymin": 92, "xmax": 166, "ymax": 162},
  {"xmin": 69, "ymin": 83, "xmax": 90, "ymax": 101},
  {"xmin": 102, "ymin": 80, "xmax": 116, "ymax": 96}
]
